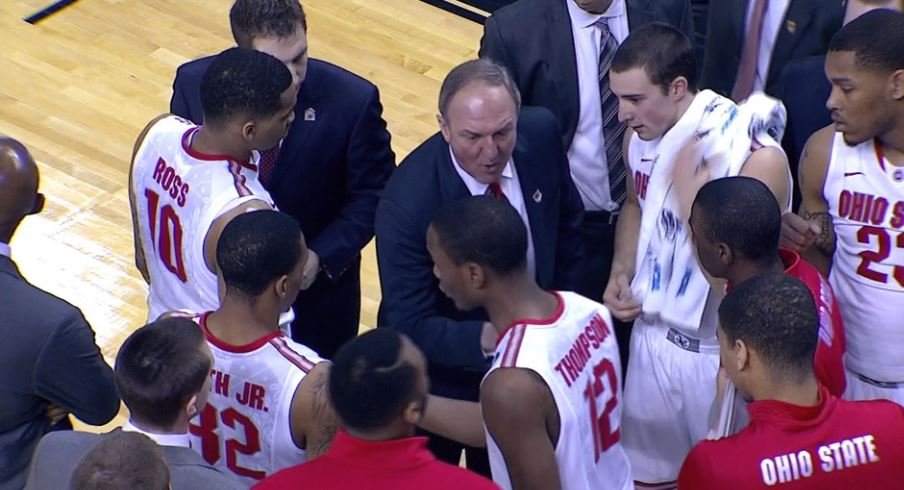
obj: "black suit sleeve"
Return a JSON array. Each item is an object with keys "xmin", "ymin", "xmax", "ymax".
[
  {"xmin": 33, "ymin": 310, "xmax": 119, "ymax": 426},
  {"xmin": 375, "ymin": 197, "xmax": 488, "ymax": 371},
  {"xmin": 170, "ymin": 66, "xmax": 199, "ymax": 124},
  {"xmin": 309, "ymin": 86, "xmax": 395, "ymax": 280},
  {"xmin": 548, "ymin": 121, "xmax": 585, "ymax": 292},
  {"xmin": 677, "ymin": 0, "xmax": 696, "ymax": 43}
]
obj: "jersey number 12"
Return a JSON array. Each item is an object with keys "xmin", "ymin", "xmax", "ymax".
[{"xmin": 583, "ymin": 359, "xmax": 621, "ymax": 463}]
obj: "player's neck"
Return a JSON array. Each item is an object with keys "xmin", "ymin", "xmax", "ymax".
[
  {"xmin": 728, "ymin": 255, "xmax": 784, "ymax": 285},
  {"xmin": 754, "ymin": 373, "xmax": 821, "ymax": 408},
  {"xmin": 878, "ymin": 122, "xmax": 904, "ymax": 167},
  {"xmin": 484, "ymin": 280, "xmax": 559, "ymax": 336},
  {"xmin": 207, "ymin": 299, "xmax": 280, "ymax": 344},
  {"xmin": 345, "ymin": 423, "xmax": 413, "ymax": 443},
  {"xmin": 192, "ymin": 126, "xmax": 253, "ymax": 163}
]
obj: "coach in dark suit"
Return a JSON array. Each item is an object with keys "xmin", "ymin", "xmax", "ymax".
[
  {"xmin": 0, "ymin": 137, "xmax": 119, "ymax": 490},
  {"xmin": 170, "ymin": 0, "xmax": 394, "ymax": 358},
  {"xmin": 26, "ymin": 317, "xmax": 242, "ymax": 490},
  {"xmin": 375, "ymin": 59, "xmax": 584, "ymax": 472},
  {"xmin": 701, "ymin": 0, "xmax": 843, "ymax": 99}
]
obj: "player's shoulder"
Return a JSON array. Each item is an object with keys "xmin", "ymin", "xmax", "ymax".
[
  {"xmin": 803, "ymin": 125, "xmax": 837, "ymax": 166},
  {"xmin": 268, "ymin": 334, "xmax": 326, "ymax": 374},
  {"xmin": 834, "ymin": 397, "xmax": 904, "ymax": 424}
]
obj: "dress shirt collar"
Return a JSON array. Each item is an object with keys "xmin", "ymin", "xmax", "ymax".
[
  {"xmin": 123, "ymin": 419, "xmax": 192, "ymax": 448},
  {"xmin": 0, "ymin": 242, "xmax": 9, "ymax": 258},
  {"xmin": 449, "ymin": 147, "xmax": 513, "ymax": 196},
  {"xmin": 566, "ymin": 0, "xmax": 626, "ymax": 28},
  {"xmin": 325, "ymin": 429, "xmax": 436, "ymax": 470}
]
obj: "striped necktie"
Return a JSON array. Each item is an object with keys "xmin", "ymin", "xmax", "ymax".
[
  {"xmin": 258, "ymin": 145, "xmax": 280, "ymax": 186},
  {"xmin": 732, "ymin": 0, "xmax": 768, "ymax": 102},
  {"xmin": 596, "ymin": 17, "xmax": 627, "ymax": 206}
]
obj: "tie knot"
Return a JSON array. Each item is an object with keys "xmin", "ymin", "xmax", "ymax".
[{"xmin": 595, "ymin": 17, "xmax": 611, "ymax": 34}]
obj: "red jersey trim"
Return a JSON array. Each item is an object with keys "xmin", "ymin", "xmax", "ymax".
[
  {"xmin": 181, "ymin": 127, "xmax": 258, "ymax": 172},
  {"xmin": 199, "ymin": 311, "xmax": 281, "ymax": 353},
  {"xmin": 500, "ymin": 325, "xmax": 526, "ymax": 368},
  {"xmin": 269, "ymin": 336, "xmax": 317, "ymax": 373},
  {"xmin": 495, "ymin": 291, "xmax": 565, "ymax": 349},
  {"xmin": 228, "ymin": 160, "xmax": 253, "ymax": 197},
  {"xmin": 875, "ymin": 139, "xmax": 886, "ymax": 172}
]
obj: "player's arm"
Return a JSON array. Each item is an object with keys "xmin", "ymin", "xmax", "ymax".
[
  {"xmin": 739, "ymin": 145, "xmax": 792, "ymax": 213},
  {"xmin": 203, "ymin": 199, "xmax": 272, "ymax": 276},
  {"xmin": 419, "ymin": 396, "xmax": 486, "ymax": 448},
  {"xmin": 128, "ymin": 114, "xmax": 170, "ymax": 284},
  {"xmin": 603, "ymin": 129, "xmax": 642, "ymax": 320},
  {"xmin": 482, "ymin": 368, "xmax": 561, "ymax": 490},
  {"xmin": 781, "ymin": 125, "xmax": 835, "ymax": 274},
  {"xmin": 290, "ymin": 361, "xmax": 337, "ymax": 459}
]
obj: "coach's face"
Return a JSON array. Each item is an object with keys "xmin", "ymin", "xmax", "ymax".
[
  {"xmin": 251, "ymin": 26, "xmax": 309, "ymax": 91},
  {"xmin": 825, "ymin": 50, "xmax": 904, "ymax": 146},
  {"xmin": 571, "ymin": 0, "xmax": 614, "ymax": 14},
  {"xmin": 612, "ymin": 67, "xmax": 687, "ymax": 141},
  {"xmin": 438, "ymin": 81, "xmax": 518, "ymax": 185},
  {"xmin": 426, "ymin": 225, "xmax": 479, "ymax": 311}
]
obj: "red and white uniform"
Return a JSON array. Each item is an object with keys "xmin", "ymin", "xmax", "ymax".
[
  {"xmin": 485, "ymin": 291, "xmax": 632, "ymax": 490},
  {"xmin": 710, "ymin": 250, "xmax": 847, "ymax": 438},
  {"xmin": 680, "ymin": 387, "xmax": 904, "ymax": 489},
  {"xmin": 131, "ymin": 116, "xmax": 273, "ymax": 321},
  {"xmin": 189, "ymin": 313, "xmax": 324, "ymax": 487},
  {"xmin": 824, "ymin": 133, "xmax": 904, "ymax": 404}
]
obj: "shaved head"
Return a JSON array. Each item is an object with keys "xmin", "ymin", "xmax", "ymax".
[{"xmin": 0, "ymin": 137, "xmax": 42, "ymax": 242}]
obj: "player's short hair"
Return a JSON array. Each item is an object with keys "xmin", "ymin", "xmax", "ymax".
[
  {"xmin": 200, "ymin": 47, "xmax": 293, "ymax": 128},
  {"xmin": 114, "ymin": 317, "xmax": 211, "ymax": 429},
  {"xmin": 829, "ymin": 9, "xmax": 904, "ymax": 72},
  {"xmin": 329, "ymin": 328, "xmax": 420, "ymax": 431},
  {"xmin": 438, "ymin": 59, "xmax": 521, "ymax": 117},
  {"xmin": 612, "ymin": 22, "xmax": 698, "ymax": 94},
  {"xmin": 216, "ymin": 209, "xmax": 303, "ymax": 298},
  {"xmin": 430, "ymin": 195, "xmax": 527, "ymax": 276},
  {"xmin": 70, "ymin": 431, "xmax": 170, "ymax": 490},
  {"xmin": 719, "ymin": 273, "xmax": 819, "ymax": 378},
  {"xmin": 693, "ymin": 176, "xmax": 781, "ymax": 263},
  {"xmin": 230, "ymin": 0, "xmax": 307, "ymax": 47}
]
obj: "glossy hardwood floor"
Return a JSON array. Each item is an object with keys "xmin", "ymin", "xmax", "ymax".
[{"xmin": 0, "ymin": 0, "xmax": 482, "ymax": 430}]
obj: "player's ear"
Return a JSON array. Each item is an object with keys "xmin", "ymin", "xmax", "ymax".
[
  {"xmin": 184, "ymin": 393, "xmax": 200, "ymax": 420},
  {"xmin": 402, "ymin": 397, "xmax": 425, "ymax": 425},
  {"xmin": 718, "ymin": 243, "xmax": 733, "ymax": 266},
  {"xmin": 890, "ymin": 69, "xmax": 904, "ymax": 101},
  {"xmin": 275, "ymin": 274, "xmax": 290, "ymax": 298},
  {"xmin": 467, "ymin": 262, "xmax": 487, "ymax": 289},
  {"xmin": 240, "ymin": 120, "xmax": 257, "ymax": 142},
  {"xmin": 735, "ymin": 339, "xmax": 750, "ymax": 372}
]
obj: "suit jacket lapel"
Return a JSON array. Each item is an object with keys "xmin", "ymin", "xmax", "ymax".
[
  {"xmin": 438, "ymin": 140, "xmax": 473, "ymax": 204},
  {"xmin": 511, "ymin": 137, "xmax": 552, "ymax": 285},
  {"xmin": 769, "ymin": 0, "xmax": 817, "ymax": 83},
  {"xmin": 549, "ymin": 0, "xmax": 580, "ymax": 143},
  {"xmin": 269, "ymin": 61, "xmax": 324, "ymax": 185}
]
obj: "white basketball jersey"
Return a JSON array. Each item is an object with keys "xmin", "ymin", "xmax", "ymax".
[
  {"xmin": 188, "ymin": 313, "xmax": 324, "ymax": 486},
  {"xmin": 131, "ymin": 116, "xmax": 273, "ymax": 321},
  {"xmin": 824, "ymin": 133, "xmax": 904, "ymax": 381},
  {"xmin": 485, "ymin": 292, "xmax": 632, "ymax": 490}
]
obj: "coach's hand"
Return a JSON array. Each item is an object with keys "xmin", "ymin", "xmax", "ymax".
[
  {"xmin": 780, "ymin": 212, "xmax": 820, "ymax": 252},
  {"xmin": 46, "ymin": 404, "xmax": 70, "ymax": 426},
  {"xmin": 301, "ymin": 250, "xmax": 320, "ymax": 290},
  {"xmin": 603, "ymin": 273, "xmax": 641, "ymax": 322}
]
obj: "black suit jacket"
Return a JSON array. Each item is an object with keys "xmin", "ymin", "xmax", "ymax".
[
  {"xmin": 171, "ymin": 57, "xmax": 395, "ymax": 356},
  {"xmin": 0, "ymin": 256, "xmax": 119, "ymax": 490},
  {"xmin": 701, "ymin": 0, "xmax": 843, "ymax": 98},
  {"xmin": 375, "ymin": 107, "xmax": 584, "ymax": 399},
  {"xmin": 775, "ymin": 55, "xmax": 832, "ymax": 209},
  {"xmin": 480, "ymin": 0, "xmax": 694, "ymax": 148}
]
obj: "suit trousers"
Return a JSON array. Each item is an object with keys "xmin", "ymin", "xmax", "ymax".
[
  {"xmin": 575, "ymin": 210, "xmax": 632, "ymax": 379},
  {"xmin": 290, "ymin": 257, "xmax": 361, "ymax": 359}
]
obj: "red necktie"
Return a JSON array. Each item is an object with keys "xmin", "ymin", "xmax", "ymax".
[
  {"xmin": 258, "ymin": 146, "xmax": 280, "ymax": 186},
  {"xmin": 732, "ymin": 0, "xmax": 769, "ymax": 102},
  {"xmin": 487, "ymin": 182, "xmax": 509, "ymax": 202}
]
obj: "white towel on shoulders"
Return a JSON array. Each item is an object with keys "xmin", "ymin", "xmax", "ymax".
[{"xmin": 631, "ymin": 90, "xmax": 786, "ymax": 332}]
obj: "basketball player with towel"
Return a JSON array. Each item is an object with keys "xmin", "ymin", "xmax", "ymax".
[
  {"xmin": 602, "ymin": 23, "xmax": 792, "ymax": 488},
  {"xmin": 781, "ymin": 9, "xmax": 904, "ymax": 408},
  {"xmin": 679, "ymin": 273, "xmax": 904, "ymax": 489},
  {"xmin": 130, "ymin": 47, "xmax": 295, "ymax": 321},
  {"xmin": 188, "ymin": 210, "xmax": 336, "ymax": 486},
  {"xmin": 421, "ymin": 196, "xmax": 632, "ymax": 490}
]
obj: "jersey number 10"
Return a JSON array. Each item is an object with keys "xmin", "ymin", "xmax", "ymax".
[
  {"xmin": 144, "ymin": 188, "xmax": 187, "ymax": 283},
  {"xmin": 583, "ymin": 358, "xmax": 621, "ymax": 463}
]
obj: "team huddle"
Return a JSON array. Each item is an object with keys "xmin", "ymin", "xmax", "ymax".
[{"xmin": 44, "ymin": 2, "xmax": 904, "ymax": 490}]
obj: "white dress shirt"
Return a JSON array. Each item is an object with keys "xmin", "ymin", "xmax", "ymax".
[
  {"xmin": 123, "ymin": 419, "xmax": 192, "ymax": 448},
  {"xmin": 747, "ymin": 0, "xmax": 791, "ymax": 92},
  {"xmin": 450, "ymin": 149, "xmax": 537, "ymax": 279},
  {"xmin": 565, "ymin": 0, "xmax": 629, "ymax": 212},
  {"xmin": 0, "ymin": 242, "xmax": 9, "ymax": 257}
]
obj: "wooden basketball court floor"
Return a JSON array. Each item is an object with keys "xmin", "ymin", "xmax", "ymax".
[{"xmin": 0, "ymin": 0, "xmax": 483, "ymax": 430}]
